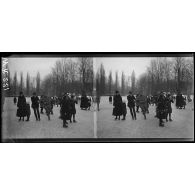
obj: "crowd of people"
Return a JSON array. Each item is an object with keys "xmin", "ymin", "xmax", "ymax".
[
  {"xmin": 10, "ymin": 89, "xmax": 193, "ymax": 129},
  {"xmin": 14, "ymin": 91, "xmax": 95, "ymax": 128},
  {"xmin": 111, "ymin": 90, "xmax": 192, "ymax": 127}
]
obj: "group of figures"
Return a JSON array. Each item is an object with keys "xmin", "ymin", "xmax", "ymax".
[
  {"xmin": 111, "ymin": 90, "xmax": 191, "ymax": 127},
  {"xmin": 14, "ymin": 91, "xmax": 98, "ymax": 128}
]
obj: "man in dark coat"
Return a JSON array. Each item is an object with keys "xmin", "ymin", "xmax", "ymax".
[
  {"xmin": 61, "ymin": 93, "xmax": 71, "ymax": 128},
  {"xmin": 157, "ymin": 92, "xmax": 167, "ymax": 127},
  {"xmin": 127, "ymin": 91, "xmax": 136, "ymax": 120},
  {"xmin": 31, "ymin": 92, "xmax": 40, "ymax": 121},
  {"xmin": 113, "ymin": 91, "xmax": 123, "ymax": 120},
  {"xmin": 17, "ymin": 91, "xmax": 27, "ymax": 121}
]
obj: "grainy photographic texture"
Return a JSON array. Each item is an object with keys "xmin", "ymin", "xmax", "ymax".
[{"xmin": 1, "ymin": 54, "xmax": 194, "ymax": 142}]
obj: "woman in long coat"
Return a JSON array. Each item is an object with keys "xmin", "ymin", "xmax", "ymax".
[
  {"xmin": 17, "ymin": 92, "xmax": 27, "ymax": 121},
  {"xmin": 113, "ymin": 91, "xmax": 123, "ymax": 120}
]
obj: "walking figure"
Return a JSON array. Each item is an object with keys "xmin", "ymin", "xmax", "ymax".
[
  {"xmin": 31, "ymin": 92, "xmax": 40, "ymax": 121},
  {"xmin": 43, "ymin": 95, "xmax": 52, "ymax": 120},
  {"xmin": 136, "ymin": 93, "xmax": 148, "ymax": 120},
  {"xmin": 127, "ymin": 91, "xmax": 136, "ymax": 120}
]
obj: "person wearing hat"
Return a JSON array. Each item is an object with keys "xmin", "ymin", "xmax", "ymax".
[
  {"xmin": 31, "ymin": 92, "xmax": 40, "ymax": 121},
  {"xmin": 112, "ymin": 90, "xmax": 123, "ymax": 120},
  {"xmin": 127, "ymin": 91, "xmax": 136, "ymax": 120},
  {"xmin": 17, "ymin": 91, "xmax": 27, "ymax": 121},
  {"xmin": 61, "ymin": 93, "xmax": 71, "ymax": 128}
]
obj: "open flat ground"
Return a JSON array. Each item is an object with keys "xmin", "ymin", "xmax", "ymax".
[{"xmin": 2, "ymin": 96, "xmax": 194, "ymax": 140}]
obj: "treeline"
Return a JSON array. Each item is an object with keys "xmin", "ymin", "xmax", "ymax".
[
  {"xmin": 136, "ymin": 57, "xmax": 194, "ymax": 95},
  {"xmin": 6, "ymin": 71, "xmax": 41, "ymax": 97},
  {"xmin": 6, "ymin": 57, "xmax": 194, "ymax": 97}
]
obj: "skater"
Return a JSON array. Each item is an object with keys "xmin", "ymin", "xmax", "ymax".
[
  {"xmin": 121, "ymin": 101, "xmax": 127, "ymax": 120},
  {"xmin": 127, "ymin": 91, "xmax": 136, "ymax": 120},
  {"xmin": 80, "ymin": 94, "xmax": 90, "ymax": 110},
  {"xmin": 13, "ymin": 96, "xmax": 17, "ymax": 105},
  {"xmin": 25, "ymin": 102, "xmax": 31, "ymax": 121},
  {"xmin": 165, "ymin": 93, "xmax": 174, "ymax": 122},
  {"xmin": 157, "ymin": 91, "xmax": 167, "ymax": 127},
  {"xmin": 40, "ymin": 95, "xmax": 44, "ymax": 114},
  {"xmin": 109, "ymin": 95, "xmax": 112, "ymax": 104},
  {"xmin": 31, "ymin": 92, "xmax": 40, "ymax": 121},
  {"xmin": 43, "ymin": 95, "xmax": 52, "ymax": 120},
  {"xmin": 70, "ymin": 94, "xmax": 78, "ymax": 123},
  {"xmin": 17, "ymin": 91, "xmax": 27, "ymax": 121},
  {"xmin": 50, "ymin": 97, "xmax": 54, "ymax": 115},
  {"xmin": 112, "ymin": 91, "xmax": 123, "ymax": 120},
  {"xmin": 136, "ymin": 93, "xmax": 147, "ymax": 120},
  {"xmin": 61, "ymin": 93, "xmax": 71, "ymax": 128},
  {"xmin": 136, "ymin": 94, "xmax": 140, "ymax": 113}
]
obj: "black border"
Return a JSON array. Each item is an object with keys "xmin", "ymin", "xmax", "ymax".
[{"xmin": 1, "ymin": 52, "xmax": 194, "ymax": 143}]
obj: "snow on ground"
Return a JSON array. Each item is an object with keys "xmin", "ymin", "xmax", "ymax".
[
  {"xmin": 97, "ymin": 96, "xmax": 194, "ymax": 138},
  {"xmin": 2, "ymin": 96, "xmax": 194, "ymax": 139}
]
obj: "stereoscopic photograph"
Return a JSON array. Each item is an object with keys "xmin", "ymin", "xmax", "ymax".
[{"xmin": 1, "ymin": 53, "xmax": 194, "ymax": 142}]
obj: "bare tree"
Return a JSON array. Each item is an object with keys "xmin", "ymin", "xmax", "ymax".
[{"xmin": 26, "ymin": 72, "xmax": 30, "ymax": 96}]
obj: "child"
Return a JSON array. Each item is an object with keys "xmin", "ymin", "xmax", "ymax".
[
  {"xmin": 26, "ymin": 102, "xmax": 31, "ymax": 121},
  {"xmin": 121, "ymin": 101, "xmax": 127, "ymax": 120}
]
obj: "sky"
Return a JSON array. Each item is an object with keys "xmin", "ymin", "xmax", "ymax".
[
  {"xmin": 95, "ymin": 57, "xmax": 152, "ymax": 79},
  {"xmin": 8, "ymin": 57, "xmax": 63, "ymax": 81},
  {"xmin": 8, "ymin": 57, "xmax": 153, "ymax": 83}
]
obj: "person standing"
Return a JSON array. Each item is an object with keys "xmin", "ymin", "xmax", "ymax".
[
  {"xmin": 136, "ymin": 93, "xmax": 147, "ymax": 120},
  {"xmin": 165, "ymin": 93, "xmax": 174, "ymax": 122},
  {"xmin": 13, "ymin": 96, "xmax": 17, "ymax": 105},
  {"xmin": 70, "ymin": 94, "xmax": 78, "ymax": 123},
  {"xmin": 31, "ymin": 92, "xmax": 40, "ymax": 121},
  {"xmin": 136, "ymin": 94, "xmax": 140, "ymax": 113},
  {"xmin": 127, "ymin": 91, "xmax": 136, "ymax": 120},
  {"xmin": 109, "ymin": 95, "xmax": 112, "ymax": 104},
  {"xmin": 113, "ymin": 91, "xmax": 123, "ymax": 120},
  {"xmin": 17, "ymin": 91, "xmax": 27, "ymax": 121},
  {"xmin": 61, "ymin": 93, "xmax": 71, "ymax": 128},
  {"xmin": 40, "ymin": 95, "xmax": 44, "ymax": 114},
  {"xmin": 43, "ymin": 95, "xmax": 52, "ymax": 120},
  {"xmin": 157, "ymin": 91, "xmax": 167, "ymax": 127}
]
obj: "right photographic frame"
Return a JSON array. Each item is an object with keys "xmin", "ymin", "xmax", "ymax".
[{"xmin": 94, "ymin": 53, "xmax": 194, "ymax": 142}]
